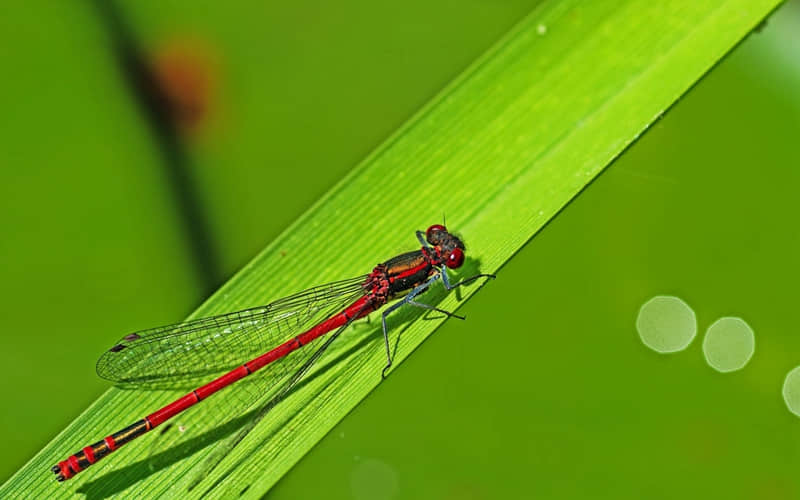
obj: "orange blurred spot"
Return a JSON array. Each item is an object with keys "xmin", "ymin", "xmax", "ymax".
[{"xmin": 151, "ymin": 40, "xmax": 217, "ymax": 129}]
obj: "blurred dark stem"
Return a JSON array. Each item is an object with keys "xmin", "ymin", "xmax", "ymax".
[{"xmin": 91, "ymin": 0, "xmax": 222, "ymax": 296}]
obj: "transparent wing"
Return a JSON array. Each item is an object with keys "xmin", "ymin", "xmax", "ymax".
[{"xmin": 96, "ymin": 276, "xmax": 368, "ymax": 389}]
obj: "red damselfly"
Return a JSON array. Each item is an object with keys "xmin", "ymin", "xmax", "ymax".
[{"xmin": 52, "ymin": 224, "xmax": 493, "ymax": 482}]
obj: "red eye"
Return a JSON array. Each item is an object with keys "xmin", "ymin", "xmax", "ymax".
[
  {"xmin": 426, "ymin": 224, "xmax": 447, "ymax": 243},
  {"xmin": 446, "ymin": 248, "xmax": 464, "ymax": 269}
]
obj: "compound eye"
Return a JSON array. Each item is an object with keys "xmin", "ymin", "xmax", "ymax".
[
  {"xmin": 426, "ymin": 224, "xmax": 447, "ymax": 243},
  {"xmin": 446, "ymin": 247, "xmax": 464, "ymax": 269}
]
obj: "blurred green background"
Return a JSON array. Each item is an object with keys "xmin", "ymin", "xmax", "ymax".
[{"xmin": 1, "ymin": 0, "xmax": 799, "ymax": 498}]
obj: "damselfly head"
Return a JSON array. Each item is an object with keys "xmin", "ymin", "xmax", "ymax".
[{"xmin": 425, "ymin": 224, "xmax": 465, "ymax": 269}]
